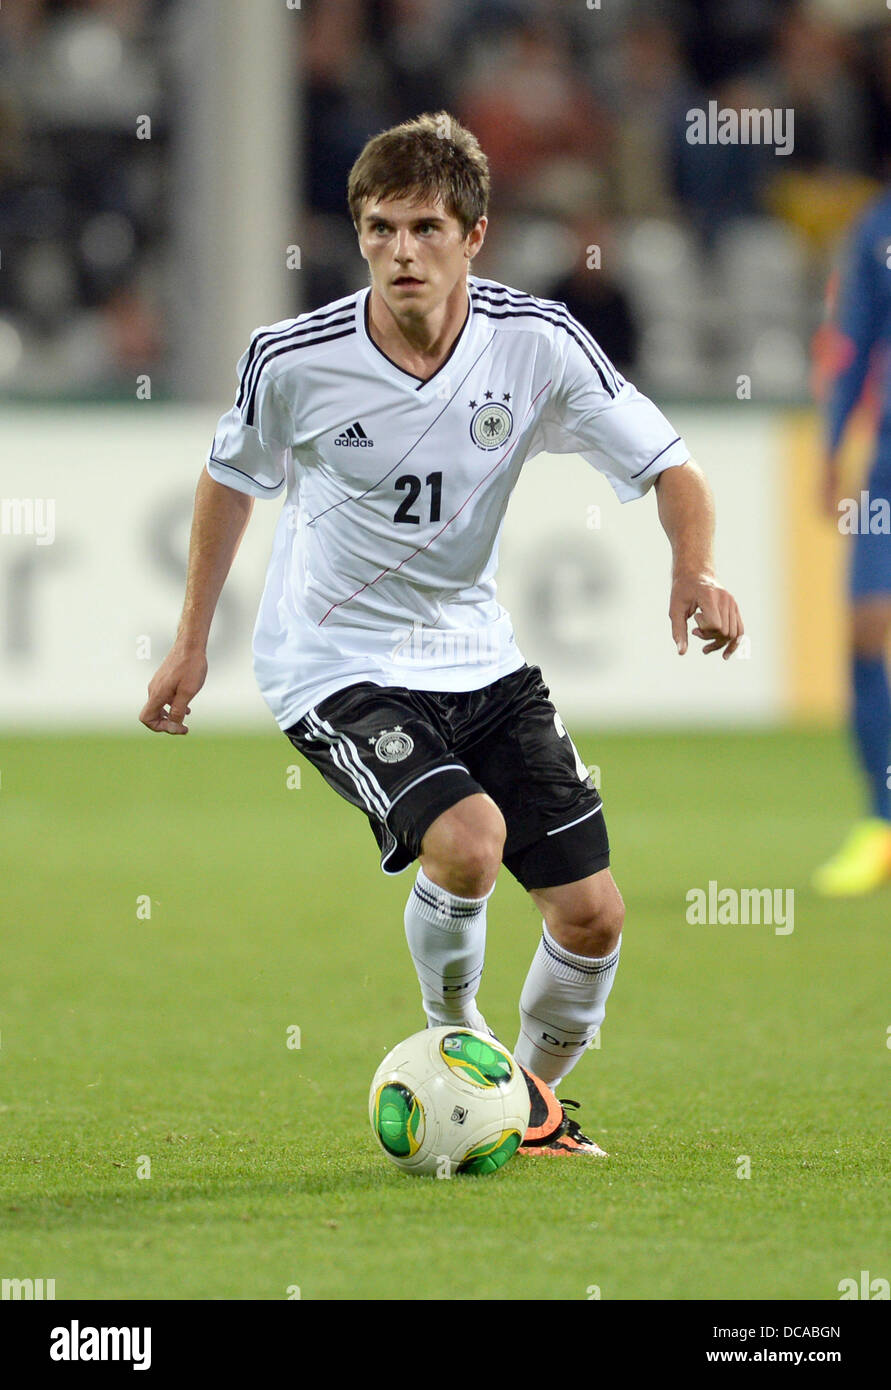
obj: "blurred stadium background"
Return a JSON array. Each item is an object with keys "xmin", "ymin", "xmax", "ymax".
[
  {"xmin": 2, "ymin": 0, "xmax": 888, "ymax": 730},
  {"xmin": 3, "ymin": 0, "xmax": 890, "ymax": 1308}
]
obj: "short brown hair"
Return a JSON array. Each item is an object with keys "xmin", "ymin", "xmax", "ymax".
[{"xmin": 347, "ymin": 111, "xmax": 489, "ymax": 237}]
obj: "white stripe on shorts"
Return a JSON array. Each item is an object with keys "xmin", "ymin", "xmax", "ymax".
[
  {"xmin": 545, "ymin": 804, "xmax": 603, "ymax": 837},
  {"xmin": 304, "ymin": 708, "xmax": 390, "ymax": 819},
  {"xmin": 386, "ymin": 763, "xmax": 470, "ymax": 814}
]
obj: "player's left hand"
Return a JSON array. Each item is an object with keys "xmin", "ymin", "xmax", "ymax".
[{"xmin": 670, "ymin": 574, "xmax": 743, "ymax": 660}]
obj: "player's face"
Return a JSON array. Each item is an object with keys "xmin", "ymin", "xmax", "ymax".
[{"xmin": 358, "ymin": 194, "xmax": 486, "ymax": 318}]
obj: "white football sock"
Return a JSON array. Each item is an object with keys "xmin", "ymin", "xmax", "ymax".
[
  {"xmin": 514, "ymin": 922, "xmax": 622, "ymax": 1086},
  {"xmin": 404, "ymin": 866, "xmax": 491, "ymax": 1031}
]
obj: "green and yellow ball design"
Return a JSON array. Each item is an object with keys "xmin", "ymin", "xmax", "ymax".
[
  {"xmin": 372, "ymin": 1081, "xmax": 424, "ymax": 1158},
  {"xmin": 457, "ymin": 1129, "xmax": 523, "ymax": 1175},
  {"xmin": 439, "ymin": 1030, "xmax": 514, "ymax": 1088}
]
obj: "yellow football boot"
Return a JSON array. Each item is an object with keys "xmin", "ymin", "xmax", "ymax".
[{"xmin": 812, "ymin": 818, "xmax": 891, "ymax": 896}]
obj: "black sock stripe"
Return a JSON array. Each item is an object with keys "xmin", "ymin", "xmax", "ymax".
[
  {"xmin": 541, "ymin": 935, "xmax": 619, "ymax": 975},
  {"xmin": 413, "ymin": 883, "xmax": 483, "ymax": 918}
]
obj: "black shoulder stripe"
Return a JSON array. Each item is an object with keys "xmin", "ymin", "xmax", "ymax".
[
  {"xmin": 472, "ymin": 286, "xmax": 622, "ymax": 396},
  {"xmin": 472, "ymin": 285, "xmax": 623, "ymax": 395},
  {"xmin": 471, "ymin": 301, "xmax": 616, "ymax": 398},
  {"xmin": 473, "ymin": 282, "xmax": 569, "ymax": 314},
  {"xmin": 474, "ymin": 295, "xmax": 621, "ymax": 398},
  {"xmin": 237, "ymin": 302, "xmax": 357, "ymax": 409},
  {"xmin": 244, "ymin": 326, "xmax": 356, "ymax": 426},
  {"xmin": 238, "ymin": 308, "xmax": 356, "ymax": 414}
]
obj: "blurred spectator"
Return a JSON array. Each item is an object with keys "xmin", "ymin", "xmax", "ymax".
[
  {"xmin": 762, "ymin": 7, "xmax": 880, "ymax": 257},
  {"xmin": 606, "ymin": 16, "xmax": 697, "ymax": 220},
  {"xmin": 769, "ymin": 3, "xmax": 868, "ymax": 173},
  {"xmin": 369, "ymin": 0, "xmax": 461, "ymax": 119},
  {"xmin": 304, "ymin": 0, "xmax": 391, "ymax": 219},
  {"xmin": 2, "ymin": 0, "xmax": 890, "ymax": 402},
  {"xmin": 861, "ymin": 21, "xmax": 891, "ymax": 179},
  {"xmin": 680, "ymin": 0, "xmax": 793, "ymax": 86},
  {"xmin": 457, "ymin": 21, "xmax": 613, "ymax": 208},
  {"xmin": 543, "ymin": 215, "xmax": 639, "ymax": 378},
  {"xmin": 671, "ymin": 73, "xmax": 778, "ymax": 241},
  {"xmin": 0, "ymin": 0, "xmax": 167, "ymax": 393}
]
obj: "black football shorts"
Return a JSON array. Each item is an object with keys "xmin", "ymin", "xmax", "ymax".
[{"xmin": 283, "ymin": 663, "xmax": 609, "ymax": 891}]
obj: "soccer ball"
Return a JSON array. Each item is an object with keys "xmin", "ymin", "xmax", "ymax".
[{"xmin": 369, "ymin": 1026, "xmax": 531, "ymax": 1177}]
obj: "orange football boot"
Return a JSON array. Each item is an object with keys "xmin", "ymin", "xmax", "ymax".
[{"xmin": 518, "ymin": 1066, "xmax": 608, "ymax": 1158}]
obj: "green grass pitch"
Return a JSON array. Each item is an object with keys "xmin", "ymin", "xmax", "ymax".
[{"xmin": 1, "ymin": 727, "xmax": 888, "ymax": 1301}]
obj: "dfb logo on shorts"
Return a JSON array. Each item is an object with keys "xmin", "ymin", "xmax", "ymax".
[{"xmin": 370, "ymin": 727, "xmax": 414, "ymax": 763}]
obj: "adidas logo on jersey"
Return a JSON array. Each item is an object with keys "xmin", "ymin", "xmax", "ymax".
[{"xmin": 334, "ymin": 421, "xmax": 373, "ymax": 447}]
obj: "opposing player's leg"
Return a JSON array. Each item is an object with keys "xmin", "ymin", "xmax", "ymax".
[{"xmin": 813, "ymin": 507, "xmax": 891, "ymax": 895}]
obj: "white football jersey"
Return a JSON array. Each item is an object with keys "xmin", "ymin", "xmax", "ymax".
[{"xmin": 207, "ymin": 275, "xmax": 690, "ymax": 730}]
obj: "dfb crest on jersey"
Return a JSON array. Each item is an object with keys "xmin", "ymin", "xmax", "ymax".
[
  {"xmin": 470, "ymin": 401, "xmax": 513, "ymax": 451},
  {"xmin": 370, "ymin": 726, "xmax": 414, "ymax": 763}
]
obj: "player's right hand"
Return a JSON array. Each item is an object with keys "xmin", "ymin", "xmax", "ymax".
[{"xmin": 139, "ymin": 644, "xmax": 208, "ymax": 734}]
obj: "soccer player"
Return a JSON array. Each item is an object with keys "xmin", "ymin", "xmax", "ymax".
[
  {"xmin": 812, "ymin": 189, "xmax": 891, "ymax": 896},
  {"xmin": 140, "ymin": 113, "xmax": 743, "ymax": 1156}
]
